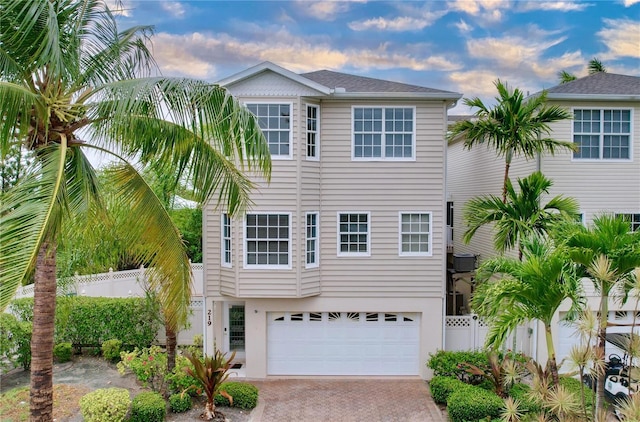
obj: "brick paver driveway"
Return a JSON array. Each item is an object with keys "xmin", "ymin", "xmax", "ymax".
[{"xmin": 249, "ymin": 379, "xmax": 444, "ymax": 422}]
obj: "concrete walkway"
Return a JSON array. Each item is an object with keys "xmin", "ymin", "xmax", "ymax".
[{"xmin": 249, "ymin": 379, "xmax": 445, "ymax": 422}]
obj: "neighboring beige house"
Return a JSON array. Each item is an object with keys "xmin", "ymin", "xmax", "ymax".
[
  {"xmin": 202, "ymin": 61, "xmax": 461, "ymax": 378},
  {"xmin": 446, "ymin": 72, "xmax": 640, "ymax": 365}
]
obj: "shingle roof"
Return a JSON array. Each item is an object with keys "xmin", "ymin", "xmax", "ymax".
[
  {"xmin": 301, "ymin": 69, "xmax": 458, "ymax": 95},
  {"xmin": 544, "ymin": 72, "xmax": 640, "ymax": 96}
]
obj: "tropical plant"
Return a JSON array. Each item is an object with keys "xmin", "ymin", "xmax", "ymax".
[
  {"xmin": 460, "ymin": 351, "xmax": 522, "ymax": 398},
  {"xmin": 560, "ymin": 214, "xmax": 640, "ymax": 413},
  {"xmin": 183, "ymin": 349, "xmax": 236, "ymax": 420},
  {"xmin": 558, "ymin": 70, "xmax": 578, "ymax": 84},
  {"xmin": 117, "ymin": 346, "xmax": 169, "ymax": 393},
  {"xmin": 448, "ymin": 80, "xmax": 574, "ymax": 202},
  {"xmin": 463, "ymin": 171, "xmax": 579, "ymax": 258},
  {"xmin": 0, "ymin": 1, "xmax": 271, "ymax": 420},
  {"xmin": 588, "ymin": 57, "xmax": 606, "ymax": 74}
]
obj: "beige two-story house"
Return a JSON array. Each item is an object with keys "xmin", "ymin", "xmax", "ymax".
[
  {"xmin": 202, "ymin": 62, "xmax": 461, "ymax": 378},
  {"xmin": 446, "ymin": 72, "xmax": 640, "ymax": 363}
]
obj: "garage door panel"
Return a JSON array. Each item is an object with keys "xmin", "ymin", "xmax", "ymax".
[{"xmin": 267, "ymin": 311, "xmax": 420, "ymax": 376}]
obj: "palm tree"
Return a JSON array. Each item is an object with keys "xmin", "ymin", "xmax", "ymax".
[
  {"xmin": 588, "ymin": 57, "xmax": 606, "ymax": 74},
  {"xmin": 463, "ymin": 171, "xmax": 579, "ymax": 259},
  {"xmin": 0, "ymin": 2, "xmax": 271, "ymax": 420},
  {"xmin": 449, "ymin": 80, "xmax": 574, "ymax": 202},
  {"xmin": 471, "ymin": 235, "xmax": 583, "ymax": 385},
  {"xmin": 560, "ymin": 215, "xmax": 640, "ymax": 413},
  {"xmin": 558, "ymin": 70, "xmax": 577, "ymax": 84}
]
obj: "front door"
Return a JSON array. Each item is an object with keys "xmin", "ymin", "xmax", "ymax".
[{"xmin": 224, "ymin": 303, "xmax": 245, "ymax": 360}]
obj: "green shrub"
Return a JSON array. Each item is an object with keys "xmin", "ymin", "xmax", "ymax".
[
  {"xmin": 101, "ymin": 339, "xmax": 122, "ymax": 363},
  {"xmin": 427, "ymin": 349, "xmax": 488, "ymax": 382},
  {"xmin": 0, "ymin": 313, "xmax": 32, "ymax": 371},
  {"xmin": 169, "ymin": 393, "xmax": 192, "ymax": 413},
  {"xmin": 166, "ymin": 355, "xmax": 200, "ymax": 395},
  {"xmin": 429, "ymin": 376, "xmax": 468, "ymax": 404},
  {"xmin": 53, "ymin": 342, "xmax": 73, "ymax": 363},
  {"xmin": 79, "ymin": 387, "xmax": 131, "ymax": 422},
  {"xmin": 508, "ymin": 382, "xmax": 541, "ymax": 413},
  {"xmin": 130, "ymin": 391, "xmax": 166, "ymax": 422},
  {"xmin": 117, "ymin": 346, "xmax": 168, "ymax": 392},
  {"xmin": 214, "ymin": 381, "xmax": 259, "ymax": 409},
  {"xmin": 447, "ymin": 384, "xmax": 504, "ymax": 422},
  {"xmin": 559, "ymin": 375, "xmax": 594, "ymax": 412}
]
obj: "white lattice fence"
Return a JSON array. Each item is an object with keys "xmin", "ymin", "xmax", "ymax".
[{"xmin": 445, "ymin": 315, "xmax": 532, "ymax": 355}]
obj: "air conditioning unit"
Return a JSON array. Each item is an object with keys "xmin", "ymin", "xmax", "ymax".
[{"xmin": 453, "ymin": 253, "xmax": 476, "ymax": 272}]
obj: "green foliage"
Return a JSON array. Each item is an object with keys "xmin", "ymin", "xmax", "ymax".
[
  {"xmin": 559, "ymin": 376, "xmax": 594, "ymax": 413},
  {"xmin": 427, "ymin": 350, "xmax": 489, "ymax": 382},
  {"xmin": 462, "ymin": 352, "xmax": 523, "ymax": 398},
  {"xmin": 53, "ymin": 342, "xmax": 73, "ymax": 363},
  {"xmin": 215, "ymin": 382, "xmax": 259, "ymax": 410},
  {"xmin": 166, "ymin": 354, "xmax": 200, "ymax": 395},
  {"xmin": 184, "ymin": 349, "xmax": 235, "ymax": 418},
  {"xmin": 170, "ymin": 207, "xmax": 203, "ymax": 263},
  {"xmin": 101, "ymin": 339, "xmax": 123, "ymax": 363},
  {"xmin": 130, "ymin": 391, "xmax": 166, "ymax": 422},
  {"xmin": 9, "ymin": 296, "xmax": 160, "ymax": 348},
  {"xmin": 429, "ymin": 376, "xmax": 468, "ymax": 405},
  {"xmin": 508, "ymin": 383, "xmax": 541, "ymax": 413},
  {"xmin": 169, "ymin": 393, "xmax": 192, "ymax": 413},
  {"xmin": 117, "ymin": 346, "xmax": 168, "ymax": 392},
  {"xmin": 79, "ymin": 388, "xmax": 131, "ymax": 422},
  {"xmin": 447, "ymin": 384, "xmax": 504, "ymax": 422},
  {"xmin": 0, "ymin": 313, "xmax": 32, "ymax": 371}
]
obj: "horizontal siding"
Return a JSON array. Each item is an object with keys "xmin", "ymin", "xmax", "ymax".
[
  {"xmin": 203, "ymin": 202, "xmax": 222, "ymax": 298},
  {"xmin": 226, "ymin": 71, "xmax": 324, "ymax": 97}
]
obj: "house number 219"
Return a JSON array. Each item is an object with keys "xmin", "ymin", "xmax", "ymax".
[{"xmin": 207, "ymin": 310, "xmax": 212, "ymax": 326}]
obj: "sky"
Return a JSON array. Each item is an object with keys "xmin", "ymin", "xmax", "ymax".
[{"xmin": 110, "ymin": 0, "xmax": 639, "ymax": 114}]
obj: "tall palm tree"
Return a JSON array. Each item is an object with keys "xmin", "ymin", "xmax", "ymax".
[
  {"xmin": 560, "ymin": 215, "xmax": 640, "ymax": 413},
  {"xmin": 471, "ymin": 235, "xmax": 583, "ymax": 385},
  {"xmin": 463, "ymin": 171, "xmax": 579, "ymax": 259},
  {"xmin": 449, "ymin": 80, "xmax": 574, "ymax": 202},
  {"xmin": 588, "ymin": 57, "xmax": 606, "ymax": 74},
  {"xmin": 0, "ymin": 2, "xmax": 271, "ymax": 420},
  {"xmin": 558, "ymin": 70, "xmax": 578, "ymax": 84}
]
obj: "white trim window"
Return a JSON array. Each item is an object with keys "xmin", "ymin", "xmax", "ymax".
[
  {"xmin": 337, "ymin": 212, "xmax": 370, "ymax": 256},
  {"xmin": 221, "ymin": 213, "xmax": 232, "ymax": 267},
  {"xmin": 245, "ymin": 213, "xmax": 291, "ymax": 268},
  {"xmin": 573, "ymin": 109, "xmax": 632, "ymax": 160},
  {"xmin": 246, "ymin": 103, "xmax": 292, "ymax": 158},
  {"xmin": 399, "ymin": 212, "xmax": 432, "ymax": 256},
  {"xmin": 306, "ymin": 105, "xmax": 319, "ymax": 160},
  {"xmin": 305, "ymin": 212, "xmax": 319, "ymax": 268},
  {"xmin": 615, "ymin": 213, "xmax": 640, "ymax": 232},
  {"xmin": 352, "ymin": 106, "xmax": 415, "ymax": 160}
]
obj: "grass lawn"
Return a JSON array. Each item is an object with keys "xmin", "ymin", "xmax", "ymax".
[{"xmin": 0, "ymin": 384, "xmax": 90, "ymax": 422}]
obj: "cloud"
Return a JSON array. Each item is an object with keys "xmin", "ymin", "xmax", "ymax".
[
  {"xmin": 454, "ymin": 19, "xmax": 473, "ymax": 33},
  {"xmin": 623, "ymin": 0, "xmax": 640, "ymax": 6},
  {"xmin": 296, "ymin": 0, "xmax": 366, "ymax": 21},
  {"xmin": 349, "ymin": 14, "xmax": 442, "ymax": 31},
  {"xmin": 597, "ymin": 18, "xmax": 640, "ymax": 59},
  {"xmin": 161, "ymin": 1, "xmax": 186, "ymax": 18},
  {"xmin": 518, "ymin": 1, "xmax": 591, "ymax": 12},
  {"xmin": 105, "ymin": 0, "xmax": 133, "ymax": 17},
  {"xmin": 149, "ymin": 29, "xmax": 462, "ymax": 81},
  {"xmin": 466, "ymin": 34, "xmax": 567, "ymax": 69},
  {"xmin": 448, "ymin": 0, "xmax": 509, "ymax": 23}
]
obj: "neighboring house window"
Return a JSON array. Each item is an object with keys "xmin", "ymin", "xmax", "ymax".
[
  {"xmin": 446, "ymin": 202, "xmax": 454, "ymax": 250},
  {"xmin": 352, "ymin": 107, "xmax": 415, "ymax": 160},
  {"xmin": 245, "ymin": 213, "xmax": 291, "ymax": 268},
  {"xmin": 399, "ymin": 212, "xmax": 432, "ymax": 256},
  {"xmin": 306, "ymin": 212, "xmax": 319, "ymax": 268},
  {"xmin": 616, "ymin": 213, "xmax": 640, "ymax": 232},
  {"xmin": 307, "ymin": 105, "xmax": 319, "ymax": 160},
  {"xmin": 222, "ymin": 213, "xmax": 232, "ymax": 267},
  {"xmin": 246, "ymin": 103, "xmax": 292, "ymax": 158},
  {"xmin": 337, "ymin": 212, "xmax": 370, "ymax": 256},
  {"xmin": 573, "ymin": 109, "xmax": 631, "ymax": 160}
]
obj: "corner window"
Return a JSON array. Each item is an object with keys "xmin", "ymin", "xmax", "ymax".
[
  {"xmin": 573, "ymin": 109, "xmax": 631, "ymax": 160},
  {"xmin": 399, "ymin": 212, "xmax": 432, "ymax": 256},
  {"xmin": 616, "ymin": 213, "xmax": 640, "ymax": 232},
  {"xmin": 352, "ymin": 107, "xmax": 415, "ymax": 160},
  {"xmin": 246, "ymin": 103, "xmax": 292, "ymax": 158},
  {"xmin": 306, "ymin": 212, "xmax": 319, "ymax": 268},
  {"xmin": 306, "ymin": 105, "xmax": 319, "ymax": 160},
  {"xmin": 222, "ymin": 213, "xmax": 232, "ymax": 267},
  {"xmin": 245, "ymin": 213, "xmax": 291, "ymax": 268},
  {"xmin": 337, "ymin": 212, "xmax": 370, "ymax": 256}
]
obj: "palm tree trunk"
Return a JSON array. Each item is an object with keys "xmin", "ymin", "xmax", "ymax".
[
  {"xmin": 545, "ymin": 323, "xmax": 560, "ymax": 386},
  {"xmin": 502, "ymin": 157, "xmax": 511, "ymax": 203},
  {"xmin": 595, "ymin": 291, "xmax": 609, "ymax": 414},
  {"xmin": 30, "ymin": 240, "xmax": 57, "ymax": 422},
  {"xmin": 166, "ymin": 324, "xmax": 177, "ymax": 374}
]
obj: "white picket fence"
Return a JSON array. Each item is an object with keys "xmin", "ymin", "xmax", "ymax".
[
  {"xmin": 445, "ymin": 314, "xmax": 533, "ymax": 356},
  {"xmin": 12, "ymin": 264, "xmax": 204, "ymax": 346}
]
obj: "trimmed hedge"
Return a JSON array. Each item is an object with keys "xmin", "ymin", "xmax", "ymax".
[
  {"xmin": 447, "ymin": 384, "xmax": 504, "ymax": 422},
  {"xmin": 79, "ymin": 388, "xmax": 131, "ymax": 422},
  {"xmin": 130, "ymin": 391, "xmax": 166, "ymax": 422},
  {"xmin": 101, "ymin": 339, "xmax": 123, "ymax": 363},
  {"xmin": 560, "ymin": 375, "xmax": 595, "ymax": 413},
  {"xmin": 53, "ymin": 342, "xmax": 73, "ymax": 363},
  {"xmin": 427, "ymin": 349, "xmax": 489, "ymax": 381},
  {"xmin": 508, "ymin": 382, "xmax": 541, "ymax": 414},
  {"xmin": 214, "ymin": 382, "xmax": 259, "ymax": 410},
  {"xmin": 169, "ymin": 393, "xmax": 192, "ymax": 413},
  {"xmin": 0, "ymin": 313, "xmax": 32, "ymax": 371},
  {"xmin": 10, "ymin": 296, "xmax": 160, "ymax": 348},
  {"xmin": 429, "ymin": 376, "xmax": 469, "ymax": 405}
]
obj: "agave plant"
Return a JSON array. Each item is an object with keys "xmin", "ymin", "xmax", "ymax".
[{"xmin": 183, "ymin": 350, "xmax": 236, "ymax": 420}]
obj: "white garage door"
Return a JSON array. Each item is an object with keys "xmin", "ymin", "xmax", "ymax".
[{"xmin": 267, "ymin": 311, "xmax": 420, "ymax": 375}]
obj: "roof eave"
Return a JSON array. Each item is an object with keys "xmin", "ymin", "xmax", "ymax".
[
  {"xmin": 330, "ymin": 92, "xmax": 463, "ymax": 101},
  {"xmin": 546, "ymin": 93, "xmax": 640, "ymax": 102}
]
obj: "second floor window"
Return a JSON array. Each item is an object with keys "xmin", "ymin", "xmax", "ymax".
[
  {"xmin": 246, "ymin": 103, "xmax": 291, "ymax": 158},
  {"xmin": 307, "ymin": 105, "xmax": 319, "ymax": 160},
  {"xmin": 616, "ymin": 213, "xmax": 640, "ymax": 232},
  {"xmin": 399, "ymin": 212, "xmax": 431, "ymax": 256},
  {"xmin": 306, "ymin": 212, "xmax": 318, "ymax": 267},
  {"xmin": 245, "ymin": 213, "xmax": 290, "ymax": 268},
  {"xmin": 573, "ymin": 109, "xmax": 631, "ymax": 160},
  {"xmin": 353, "ymin": 107, "xmax": 415, "ymax": 160},
  {"xmin": 222, "ymin": 213, "xmax": 232, "ymax": 267},
  {"xmin": 338, "ymin": 212, "xmax": 370, "ymax": 256}
]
